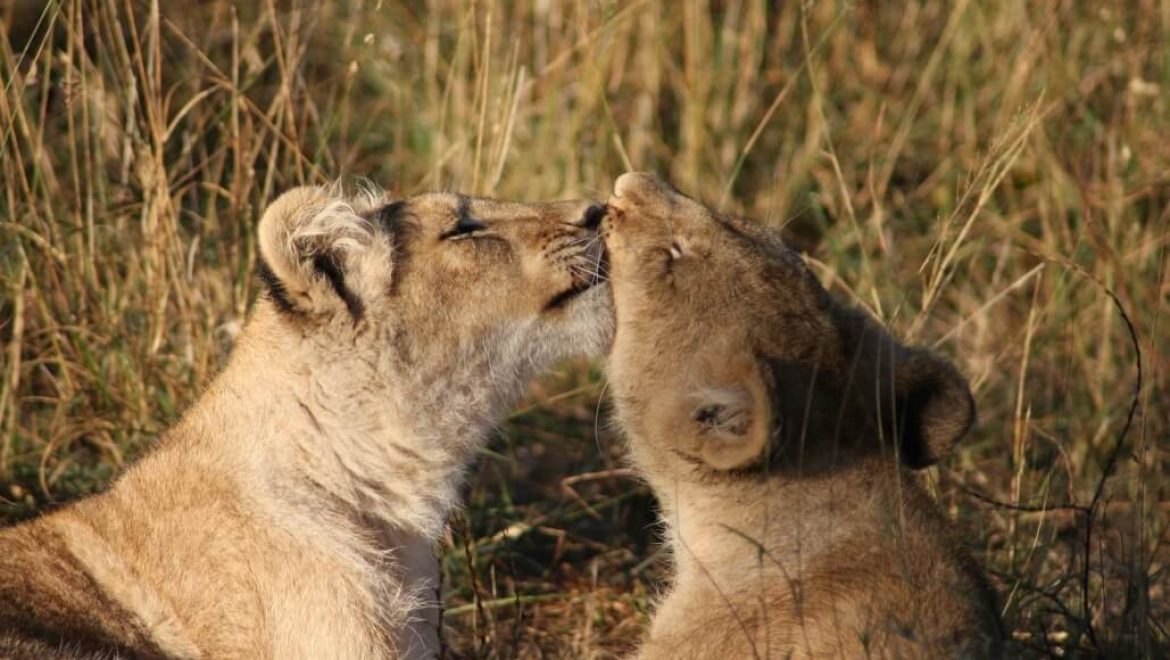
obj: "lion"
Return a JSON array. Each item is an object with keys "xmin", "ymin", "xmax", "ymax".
[
  {"xmin": 0, "ymin": 186, "xmax": 612, "ymax": 659},
  {"xmin": 600, "ymin": 173, "xmax": 1003, "ymax": 659}
]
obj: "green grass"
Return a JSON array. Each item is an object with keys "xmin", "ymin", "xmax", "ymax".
[{"xmin": 1, "ymin": 1, "xmax": 1167, "ymax": 657}]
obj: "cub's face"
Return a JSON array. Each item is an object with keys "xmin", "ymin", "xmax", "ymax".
[
  {"xmin": 362, "ymin": 193, "xmax": 610, "ymax": 357},
  {"xmin": 256, "ymin": 186, "xmax": 612, "ymax": 412},
  {"xmin": 602, "ymin": 173, "xmax": 973, "ymax": 474},
  {"xmin": 603, "ymin": 173, "xmax": 832, "ymax": 378}
]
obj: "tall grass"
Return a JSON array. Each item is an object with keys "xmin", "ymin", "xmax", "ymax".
[{"xmin": 1, "ymin": 1, "xmax": 1167, "ymax": 657}]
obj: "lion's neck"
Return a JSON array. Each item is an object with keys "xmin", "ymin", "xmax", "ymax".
[
  {"xmin": 650, "ymin": 457, "xmax": 903, "ymax": 589},
  {"xmin": 185, "ymin": 306, "xmax": 504, "ymax": 542}
]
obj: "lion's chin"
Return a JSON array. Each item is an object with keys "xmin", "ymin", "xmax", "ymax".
[{"xmin": 547, "ymin": 282, "xmax": 614, "ymax": 356}]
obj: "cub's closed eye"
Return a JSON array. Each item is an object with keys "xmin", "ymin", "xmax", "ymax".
[{"xmin": 441, "ymin": 216, "xmax": 487, "ymax": 240}]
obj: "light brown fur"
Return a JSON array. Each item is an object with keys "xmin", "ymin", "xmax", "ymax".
[
  {"xmin": 601, "ymin": 173, "xmax": 1002, "ymax": 659},
  {"xmin": 0, "ymin": 186, "xmax": 612, "ymax": 659}
]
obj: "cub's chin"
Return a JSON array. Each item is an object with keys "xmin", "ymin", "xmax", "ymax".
[{"xmin": 552, "ymin": 282, "xmax": 615, "ymax": 359}]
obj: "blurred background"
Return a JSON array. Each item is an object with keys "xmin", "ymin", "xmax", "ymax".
[{"xmin": 1, "ymin": 1, "xmax": 1167, "ymax": 656}]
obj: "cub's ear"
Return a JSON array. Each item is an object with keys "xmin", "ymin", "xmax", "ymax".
[
  {"xmin": 893, "ymin": 346, "xmax": 976, "ymax": 469},
  {"xmin": 677, "ymin": 354, "xmax": 772, "ymax": 471},
  {"xmin": 257, "ymin": 186, "xmax": 391, "ymax": 320}
]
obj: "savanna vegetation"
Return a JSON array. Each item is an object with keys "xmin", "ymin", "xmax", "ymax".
[{"xmin": 1, "ymin": 1, "xmax": 1167, "ymax": 657}]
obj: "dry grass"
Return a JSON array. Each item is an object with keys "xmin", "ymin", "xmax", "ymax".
[{"xmin": 1, "ymin": 1, "xmax": 1168, "ymax": 657}]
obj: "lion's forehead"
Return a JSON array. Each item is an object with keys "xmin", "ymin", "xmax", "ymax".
[
  {"xmin": 400, "ymin": 192, "xmax": 460, "ymax": 218},
  {"xmin": 399, "ymin": 193, "xmax": 577, "ymax": 225}
]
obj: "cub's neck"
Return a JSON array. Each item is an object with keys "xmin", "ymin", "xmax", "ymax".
[
  {"xmin": 649, "ymin": 450, "xmax": 916, "ymax": 585},
  {"xmin": 165, "ymin": 303, "xmax": 499, "ymax": 541}
]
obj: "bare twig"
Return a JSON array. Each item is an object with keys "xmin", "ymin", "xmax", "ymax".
[
  {"xmin": 560, "ymin": 468, "xmax": 638, "ymax": 519},
  {"xmin": 956, "ymin": 255, "xmax": 1143, "ymax": 650}
]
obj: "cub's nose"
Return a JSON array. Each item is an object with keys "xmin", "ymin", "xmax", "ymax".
[
  {"xmin": 613, "ymin": 172, "xmax": 677, "ymax": 205},
  {"xmin": 577, "ymin": 203, "xmax": 607, "ymax": 231}
]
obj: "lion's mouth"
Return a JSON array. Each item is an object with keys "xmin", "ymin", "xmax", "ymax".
[
  {"xmin": 543, "ymin": 234, "xmax": 608, "ymax": 313},
  {"xmin": 543, "ymin": 279, "xmax": 598, "ymax": 312}
]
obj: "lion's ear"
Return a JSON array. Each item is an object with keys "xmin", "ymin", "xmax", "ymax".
[
  {"xmin": 256, "ymin": 186, "xmax": 391, "ymax": 320},
  {"xmin": 893, "ymin": 346, "xmax": 975, "ymax": 469},
  {"xmin": 678, "ymin": 353, "xmax": 772, "ymax": 471}
]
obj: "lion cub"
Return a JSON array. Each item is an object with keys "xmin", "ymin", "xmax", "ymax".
[
  {"xmin": 0, "ymin": 187, "xmax": 611, "ymax": 659},
  {"xmin": 602, "ymin": 173, "xmax": 1002, "ymax": 659}
]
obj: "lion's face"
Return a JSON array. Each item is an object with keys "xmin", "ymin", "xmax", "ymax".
[
  {"xmin": 373, "ymin": 193, "xmax": 610, "ymax": 356},
  {"xmin": 602, "ymin": 173, "xmax": 972, "ymax": 474},
  {"xmin": 602, "ymin": 172, "xmax": 830, "ymax": 373},
  {"xmin": 255, "ymin": 186, "xmax": 612, "ymax": 416}
]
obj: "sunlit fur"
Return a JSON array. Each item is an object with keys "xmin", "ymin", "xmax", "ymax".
[
  {"xmin": 0, "ymin": 186, "xmax": 613, "ymax": 659},
  {"xmin": 603, "ymin": 173, "xmax": 1001, "ymax": 659}
]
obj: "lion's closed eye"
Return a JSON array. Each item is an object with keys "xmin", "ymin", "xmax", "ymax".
[{"xmin": 440, "ymin": 216, "xmax": 488, "ymax": 240}]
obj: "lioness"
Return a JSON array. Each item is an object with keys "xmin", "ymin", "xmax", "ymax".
[
  {"xmin": 602, "ymin": 173, "xmax": 1002, "ymax": 658},
  {"xmin": 0, "ymin": 186, "xmax": 611, "ymax": 659}
]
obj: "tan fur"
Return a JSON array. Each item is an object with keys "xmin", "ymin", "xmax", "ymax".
[
  {"xmin": 602, "ymin": 173, "xmax": 1002, "ymax": 659},
  {"xmin": 0, "ymin": 187, "xmax": 612, "ymax": 659}
]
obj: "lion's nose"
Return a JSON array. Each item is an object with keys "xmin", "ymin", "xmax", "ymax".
[
  {"xmin": 578, "ymin": 204, "xmax": 607, "ymax": 231},
  {"xmin": 613, "ymin": 172, "xmax": 668, "ymax": 201}
]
